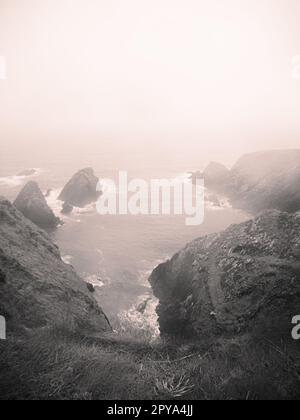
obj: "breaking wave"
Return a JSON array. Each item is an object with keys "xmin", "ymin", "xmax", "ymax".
[{"xmin": 0, "ymin": 168, "xmax": 43, "ymax": 187}]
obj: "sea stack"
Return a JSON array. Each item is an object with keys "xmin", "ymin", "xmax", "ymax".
[
  {"xmin": 191, "ymin": 162, "xmax": 230, "ymax": 193},
  {"xmin": 14, "ymin": 181, "xmax": 60, "ymax": 230},
  {"xmin": 202, "ymin": 162, "xmax": 230, "ymax": 188},
  {"xmin": 58, "ymin": 168, "xmax": 101, "ymax": 208},
  {"xmin": 61, "ymin": 202, "xmax": 74, "ymax": 215}
]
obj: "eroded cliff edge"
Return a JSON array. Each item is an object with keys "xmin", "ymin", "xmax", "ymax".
[
  {"xmin": 0, "ymin": 197, "xmax": 111, "ymax": 337},
  {"xmin": 150, "ymin": 210, "xmax": 300, "ymax": 344}
]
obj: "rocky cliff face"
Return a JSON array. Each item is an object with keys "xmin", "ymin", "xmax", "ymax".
[
  {"xmin": 14, "ymin": 181, "xmax": 60, "ymax": 230},
  {"xmin": 192, "ymin": 150, "xmax": 300, "ymax": 213},
  {"xmin": 58, "ymin": 168, "xmax": 101, "ymax": 208},
  {"xmin": 229, "ymin": 150, "xmax": 300, "ymax": 213},
  {"xmin": 150, "ymin": 211, "xmax": 300, "ymax": 343},
  {"xmin": 0, "ymin": 198, "xmax": 111, "ymax": 336}
]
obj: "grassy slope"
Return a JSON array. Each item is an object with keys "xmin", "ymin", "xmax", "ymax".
[{"xmin": 1, "ymin": 323, "xmax": 300, "ymax": 400}]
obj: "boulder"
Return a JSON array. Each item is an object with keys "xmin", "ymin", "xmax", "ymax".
[
  {"xmin": 0, "ymin": 197, "xmax": 111, "ymax": 336},
  {"xmin": 14, "ymin": 181, "xmax": 60, "ymax": 230},
  {"xmin": 58, "ymin": 168, "xmax": 101, "ymax": 208},
  {"xmin": 150, "ymin": 210, "xmax": 300, "ymax": 344},
  {"xmin": 61, "ymin": 202, "xmax": 73, "ymax": 215}
]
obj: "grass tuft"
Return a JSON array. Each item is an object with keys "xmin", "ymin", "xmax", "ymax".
[{"xmin": 0, "ymin": 323, "xmax": 299, "ymax": 400}]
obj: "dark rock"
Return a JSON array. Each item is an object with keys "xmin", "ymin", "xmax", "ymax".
[
  {"xmin": 58, "ymin": 168, "xmax": 101, "ymax": 208},
  {"xmin": 0, "ymin": 268, "xmax": 6, "ymax": 284},
  {"xmin": 17, "ymin": 169, "xmax": 36, "ymax": 177},
  {"xmin": 137, "ymin": 297, "xmax": 152, "ymax": 314},
  {"xmin": 61, "ymin": 202, "xmax": 73, "ymax": 215},
  {"xmin": 86, "ymin": 283, "xmax": 95, "ymax": 293},
  {"xmin": 207, "ymin": 194, "xmax": 221, "ymax": 207},
  {"xmin": 14, "ymin": 181, "xmax": 60, "ymax": 230},
  {"xmin": 150, "ymin": 210, "xmax": 300, "ymax": 344},
  {"xmin": 0, "ymin": 197, "xmax": 111, "ymax": 336}
]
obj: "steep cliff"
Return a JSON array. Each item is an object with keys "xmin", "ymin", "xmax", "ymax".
[
  {"xmin": 0, "ymin": 198, "xmax": 111, "ymax": 337},
  {"xmin": 192, "ymin": 150, "xmax": 300, "ymax": 213},
  {"xmin": 229, "ymin": 150, "xmax": 300, "ymax": 213},
  {"xmin": 150, "ymin": 210, "xmax": 300, "ymax": 343}
]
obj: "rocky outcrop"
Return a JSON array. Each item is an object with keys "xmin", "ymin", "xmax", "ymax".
[
  {"xmin": 0, "ymin": 197, "xmax": 111, "ymax": 336},
  {"xmin": 150, "ymin": 211, "xmax": 300, "ymax": 343},
  {"xmin": 200, "ymin": 162, "xmax": 230, "ymax": 190},
  {"xmin": 58, "ymin": 168, "xmax": 101, "ymax": 208},
  {"xmin": 229, "ymin": 150, "xmax": 300, "ymax": 213},
  {"xmin": 14, "ymin": 181, "xmax": 60, "ymax": 230},
  {"xmin": 61, "ymin": 202, "xmax": 73, "ymax": 215},
  {"xmin": 191, "ymin": 150, "xmax": 300, "ymax": 213}
]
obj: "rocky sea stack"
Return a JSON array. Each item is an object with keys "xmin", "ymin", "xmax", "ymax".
[
  {"xmin": 201, "ymin": 161, "xmax": 230, "ymax": 190},
  {"xmin": 0, "ymin": 197, "xmax": 111, "ymax": 336},
  {"xmin": 58, "ymin": 168, "xmax": 101, "ymax": 208},
  {"xmin": 14, "ymin": 181, "xmax": 60, "ymax": 230},
  {"xmin": 150, "ymin": 210, "xmax": 300, "ymax": 344}
]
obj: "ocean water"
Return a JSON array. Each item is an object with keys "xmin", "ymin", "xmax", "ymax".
[{"xmin": 0, "ymin": 150, "xmax": 249, "ymax": 335}]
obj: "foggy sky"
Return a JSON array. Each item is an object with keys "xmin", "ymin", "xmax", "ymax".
[{"xmin": 0, "ymin": 0, "xmax": 300, "ymax": 163}]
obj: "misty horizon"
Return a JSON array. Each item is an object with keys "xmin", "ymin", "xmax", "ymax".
[{"xmin": 1, "ymin": 0, "xmax": 300, "ymax": 168}]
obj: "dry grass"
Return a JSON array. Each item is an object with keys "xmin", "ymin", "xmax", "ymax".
[{"xmin": 0, "ymin": 324, "xmax": 300, "ymax": 400}]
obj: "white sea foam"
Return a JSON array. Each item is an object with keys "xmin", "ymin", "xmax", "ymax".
[
  {"xmin": 62, "ymin": 255, "xmax": 73, "ymax": 265},
  {"xmin": 45, "ymin": 188, "xmax": 63, "ymax": 217},
  {"xmin": 0, "ymin": 168, "xmax": 43, "ymax": 187},
  {"xmin": 117, "ymin": 261, "xmax": 166, "ymax": 339},
  {"xmin": 85, "ymin": 274, "xmax": 105, "ymax": 288},
  {"xmin": 118, "ymin": 293, "xmax": 159, "ymax": 340},
  {"xmin": 205, "ymin": 195, "xmax": 232, "ymax": 211},
  {"xmin": 46, "ymin": 187, "xmax": 96, "ymax": 219},
  {"xmin": 73, "ymin": 203, "xmax": 96, "ymax": 215},
  {"xmin": 137, "ymin": 257, "xmax": 169, "ymax": 287}
]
